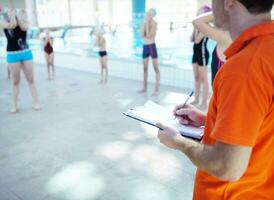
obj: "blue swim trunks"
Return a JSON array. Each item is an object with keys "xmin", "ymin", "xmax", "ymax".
[
  {"xmin": 6, "ymin": 49, "xmax": 33, "ymax": 64},
  {"xmin": 142, "ymin": 43, "xmax": 158, "ymax": 59}
]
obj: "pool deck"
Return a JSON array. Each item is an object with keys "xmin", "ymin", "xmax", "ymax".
[
  {"xmin": 0, "ymin": 63, "xmax": 197, "ymax": 200},
  {"xmin": 0, "ymin": 47, "xmax": 209, "ymax": 90}
]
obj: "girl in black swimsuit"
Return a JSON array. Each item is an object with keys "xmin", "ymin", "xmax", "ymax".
[
  {"xmin": 0, "ymin": 8, "xmax": 40, "ymax": 113},
  {"xmin": 190, "ymin": 6, "xmax": 212, "ymax": 110},
  {"xmin": 43, "ymin": 29, "xmax": 55, "ymax": 80}
]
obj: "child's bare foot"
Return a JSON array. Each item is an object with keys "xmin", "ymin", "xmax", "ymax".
[
  {"xmin": 152, "ymin": 91, "xmax": 159, "ymax": 96},
  {"xmin": 98, "ymin": 80, "xmax": 103, "ymax": 84},
  {"xmin": 33, "ymin": 103, "xmax": 41, "ymax": 111},
  {"xmin": 10, "ymin": 106, "xmax": 17, "ymax": 114},
  {"xmin": 137, "ymin": 89, "xmax": 147, "ymax": 94}
]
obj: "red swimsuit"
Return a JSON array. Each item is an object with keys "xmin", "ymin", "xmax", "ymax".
[{"xmin": 44, "ymin": 39, "xmax": 53, "ymax": 55}]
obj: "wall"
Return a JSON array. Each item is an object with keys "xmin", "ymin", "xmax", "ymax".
[
  {"xmin": 197, "ymin": 0, "xmax": 211, "ymax": 8},
  {"xmin": 0, "ymin": 0, "xmax": 26, "ymax": 8}
]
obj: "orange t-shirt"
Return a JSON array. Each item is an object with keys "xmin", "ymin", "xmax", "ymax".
[{"xmin": 193, "ymin": 22, "xmax": 274, "ymax": 199}]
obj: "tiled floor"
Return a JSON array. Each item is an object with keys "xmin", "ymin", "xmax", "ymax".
[{"xmin": 0, "ymin": 63, "xmax": 196, "ymax": 200}]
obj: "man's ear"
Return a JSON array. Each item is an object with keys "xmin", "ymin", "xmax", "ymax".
[{"xmin": 224, "ymin": 0, "xmax": 237, "ymax": 11}]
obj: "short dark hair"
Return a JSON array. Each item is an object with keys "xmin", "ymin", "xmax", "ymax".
[{"xmin": 238, "ymin": 0, "xmax": 274, "ymax": 14}]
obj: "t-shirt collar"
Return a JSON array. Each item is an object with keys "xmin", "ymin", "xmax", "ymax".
[{"xmin": 225, "ymin": 21, "xmax": 274, "ymax": 59}]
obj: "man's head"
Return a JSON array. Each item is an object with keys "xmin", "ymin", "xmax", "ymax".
[
  {"xmin": 237, "ymin": 0, "xmax": 274, "ymax": 14},
  {"xmin": 212, "ymin": 0, "xmax": 274, "ymax": 38},
  {"xmin": 212, "ymin": 0, "xmax": 229, "ymax": 29},
  {"xmin": 213, "ymin": 0, "xmax": 274, "ymax": 14}
]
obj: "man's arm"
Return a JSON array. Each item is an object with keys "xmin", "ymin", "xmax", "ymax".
[{"xmin": 157, "ymin": 123, "xmax": 252, "ymax": 182}]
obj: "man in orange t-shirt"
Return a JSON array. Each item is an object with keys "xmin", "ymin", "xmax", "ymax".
[{"xmin": 156, "ymin": 0, "xmax": 274, "ymax": 199}]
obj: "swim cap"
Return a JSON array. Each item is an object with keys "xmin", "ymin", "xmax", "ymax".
[
  {"xmin": 148, "ymin": 8, "xmax": 157, "ymax": 18},
  {"xmin": 200, "ymin": 5, "xmax": 212, "ymax": 14}
]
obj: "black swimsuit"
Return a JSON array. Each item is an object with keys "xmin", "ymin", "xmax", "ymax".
[
  {"xmin": 99, "ymin": 51, "xmax": 107, "ymax": 57},
  {"xmin": 4, "ymin": 25, "xmax": 29, "ymax": 52},
  {"xmin": 192, "ymin": 37, "xmax": 209, "ymax": 66}
]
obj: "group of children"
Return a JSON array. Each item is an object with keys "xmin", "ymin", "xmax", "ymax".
[{"xmin": 0, "ymin": 4, "xmax": 231, "ymax": 113}]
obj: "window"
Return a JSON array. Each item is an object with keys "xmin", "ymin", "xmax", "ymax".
[{"xmin": 36, "ymin": 0, "xmax": 70, "ymax": 27}]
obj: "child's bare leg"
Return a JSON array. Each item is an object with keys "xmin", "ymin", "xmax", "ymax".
[
  {"xmin": 99, "ymin": 57, "xmax": 104, "ymax": 84},
  {"xmin": 104, "ymin": 56, "xmax": 108, "ymax": 84},
  {"xmin": 152, "ymin": 58, "xmax": 160, "ymax": 96},
  {"xmin": 138, "ymin": 58, "xmax": 149, "ymax": 93}
]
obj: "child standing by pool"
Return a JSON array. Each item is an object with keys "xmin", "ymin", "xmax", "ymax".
[
  {"xmin": 190, "ymin": 6, "xmax": 211, "ymax": 110},
  {"xmin": 43, "ymin": 29, "xmax": 55, "ymax": 80},
  {"xmin": 0, "ymin": 8, "xmax": 40, "ymax": 113},
  {"xmin": 138, "ymin": 8, "xmax": 160, "ymax": 96},
  {"xmin": 94, "ymin": 30, "xmax": 108, "ymax": 84}
]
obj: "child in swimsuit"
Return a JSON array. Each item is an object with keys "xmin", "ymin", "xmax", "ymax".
[
  {"xmin": 94, "ymin": 30, "xmax": 108, "ymax": 84},
  {"xmin": 0, "ymin": 8, "xmax": 40, "ymax": 113},
  {"xmin": 192, "ymin": 10, "xmax": 231, "ymax": 86},
  {"xmin": 138, "ymin": 8, "xmax": 160, "ymax": 96},
  {"xmin": 190, "ymin": 6, "xmax": 211, "ymax": 110},
  {"xmin": 43, "ymin": 29, "xmax": 55, "ymax": 80}
]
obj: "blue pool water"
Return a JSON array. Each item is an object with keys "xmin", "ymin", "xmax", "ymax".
[{"xmin": 0, "ymin": 25, "xmax": 216, "ymax": 69}]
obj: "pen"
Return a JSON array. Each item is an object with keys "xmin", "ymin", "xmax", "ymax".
[{"xmin": 174, "ymin": 91, "xmax": 194, "ymax": 119}]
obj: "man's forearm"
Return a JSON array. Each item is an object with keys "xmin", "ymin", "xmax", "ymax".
[{"xmin": 177, "ymin": 137, "xmax": 223, "ymax": 178}]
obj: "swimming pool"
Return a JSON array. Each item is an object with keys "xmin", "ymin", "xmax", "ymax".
[{"xmin": 0, "ymin": 24, "xmax": 216, "ymax": 69}]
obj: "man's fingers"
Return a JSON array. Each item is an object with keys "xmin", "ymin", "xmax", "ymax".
[
  {"xmin": 179, "ymin": 118, "xmax": 190, "ymax": 125},
  {"xmin": 173, "ymin": 103, "xmax": 185, "ymax": 111},
  {"xmin": 173, "ymin": 105, "xmax": 180, "ymax": 115},
  {"xmin": 176, "ymin": 108, "xmax": 191, "ymax": 116},
  {"xmin": 156, "ymin": 122, "xmax": 167, "ymax": 130}
]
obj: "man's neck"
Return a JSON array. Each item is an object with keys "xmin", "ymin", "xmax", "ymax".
[{"xmin": 230, "ymin": 12, "xmax": 271, "ymax": 40}]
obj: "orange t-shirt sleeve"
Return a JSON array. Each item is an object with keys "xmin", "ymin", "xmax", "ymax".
[{"xmin": 211, "ymin": 62, "xmax": 269, "ymax": 147}]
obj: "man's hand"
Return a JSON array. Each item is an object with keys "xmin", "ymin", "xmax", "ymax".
[
  {"xmin": 157, "ymin": 122, "xmax": 252, "ymax": 182},
  {"xmin": 173, "ymin": 104, "xmax": 206, "ymax": 127},
  {"xmin": 156, "ymin": 123, "xmax": 185, "ymax": 150}
]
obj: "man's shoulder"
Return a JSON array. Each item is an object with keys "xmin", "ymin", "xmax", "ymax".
[
  {"xmin": 223, "ymin": 36, "xmax": 274, "ymax": 73},
  {"xmin": 217, "ymin": 36, "xmax": 274, "ymax": 89}
]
